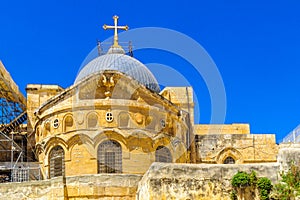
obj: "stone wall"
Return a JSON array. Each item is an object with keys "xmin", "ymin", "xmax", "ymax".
[
  {"xmin": 160, "ymin": 87, "xmax": 194, "ymax": 123},
  {"xmin": 277, "ymin": 143, "xmax": 300, "ymax": 172},
  {"xmin": 195, "ymin": 133, "xmax": 278, "ymax": 163},
  {"xmin": 66, "ymin": 174, "xmax": 142, "ymax": 200},
  {"xmin": 194, "ymin": 124, "xmax": 250, "ymax": 135},
  {"xmin": 0, "ymin": 176, "xmax": 65, "ymax": 200},
  {"xmin": 0, "ymin": 174, "xmax": 142, "ymax": 200},
  {"xmin": 26, "ymin": 84, "xmax": 64, "ymax": 131},
  {"xmin": 137, "ymin": 162, "xmax": 279, "ymax": 200}
]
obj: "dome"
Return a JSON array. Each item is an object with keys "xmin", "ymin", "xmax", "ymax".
[{"xmin": 75, "ymin": 53, "xmax": 160, "ymax": 93}]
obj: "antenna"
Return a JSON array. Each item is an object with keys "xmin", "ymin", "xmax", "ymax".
[{"xmin": 129, "ymin": 41, "xmax": 133, "ymax": 57}]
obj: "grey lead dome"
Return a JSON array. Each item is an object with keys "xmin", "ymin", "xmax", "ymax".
[{"xmin": 75, "ymin": 53, "xmax": 160, "ymax": 93}]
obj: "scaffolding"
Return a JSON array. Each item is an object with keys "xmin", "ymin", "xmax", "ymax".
[{"xmin": 0, "ymin": 61, "xmax": 39, "ymax": 182}]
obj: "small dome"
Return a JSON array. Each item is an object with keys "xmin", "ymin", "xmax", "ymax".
[{"xmin": 75, "ymin": 53, "xmax": 160, "ymax": 93}]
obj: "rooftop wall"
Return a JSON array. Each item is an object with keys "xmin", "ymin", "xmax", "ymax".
[{"xmin": 194, "ymin": 124, "xmax": 250, "ymax": 135}]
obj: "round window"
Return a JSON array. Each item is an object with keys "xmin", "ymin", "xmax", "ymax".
[
  {"xmin": 53, "ymin": 119, "xmax": 59, "ymax": 128},
  {"xmin": 105, "ymin": 112, "xmax": 113, "ymax": 122}
]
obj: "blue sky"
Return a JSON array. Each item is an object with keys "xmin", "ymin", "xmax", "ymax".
[{"xmin": 0, "ymin": 0, "xmax": 300, "ymax": 142}]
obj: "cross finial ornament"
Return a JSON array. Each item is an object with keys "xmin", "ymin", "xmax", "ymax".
[{"xmin": 103, "ymin": 15, "xmax": 129, "ymax": 48}]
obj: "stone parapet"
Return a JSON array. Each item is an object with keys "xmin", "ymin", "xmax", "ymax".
[
  {"xmin": 0, "ymin": 174, "xmax": 142, "ymax": 200},
  {"xmin": 137, "ymin": 162, "xmax": 279, "ymax": 200},
  {"xmin": 194, "ymin": 124, "xmax": 250, "ymax": 135}
]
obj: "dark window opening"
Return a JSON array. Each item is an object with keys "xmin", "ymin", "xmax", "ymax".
[
  {"xmin": 155, "ymin": 146, "xmax": 172, "ymax": 163},
  {"xmin": 98, "ymin": 140, "xmax": 122, "ymax": 173},
  {"xmin": 49, "ymin": 146, "xmax": 65, "ymax": 178},
  {"xmin": 224, "ymin": 156, "xmax": 235, "ymax": 164}
]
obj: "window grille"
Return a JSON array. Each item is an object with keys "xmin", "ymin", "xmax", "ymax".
[
  {"xmin": 49, "ymin": 146, "xmax": 65, "ymax": 178},
  {"xmin": 105, "ymin": 112, "xmax": 113, "ymax": 122},
  {"xmin": 155, "ymin": 146, "xmax": 172, "ymax": 163},
  {"xmin": 98, "ymin": 140, "xmax": 122, "ymax": 173},
  {"xmin": 223, "ymin": 156, "xmax": 235, "ymax": 164},
  {"xmin": 12, "ymin": 168, "xmax": 29, "ymax": 182}
]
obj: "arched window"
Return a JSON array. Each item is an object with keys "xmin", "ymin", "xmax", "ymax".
[
  {"xmin": 87, "ymin": 113, "xmax": 98, "ymax": 128},
  {"xmin": 118, "ymin": 112, "xmax": 129, "ymax": 127},
  {"xmin": 64, "ymin": 115, "xmax": 74, "ymax": 132},
  {"xmin": 155, "ymin": 146, "xmax": 172, "ymax": 163},
  {"xmin": 49, "ymin": 146, "xmax": 65, "ymax": 178},
  {"xmin": 97, "ymin": 140, "xmax": 122, "ymax": 173},
  {"xmin": 98, "ymin": 140, "xmax": 122, "ymax": 173},
  {"xmin": 224, "ymin": 156, "xmax": 235, "ymax": 164}
]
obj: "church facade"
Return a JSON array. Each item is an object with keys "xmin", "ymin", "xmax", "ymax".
[{"xmin": 24, "ymin": 16, "xmax": 278, "ymax": 181}]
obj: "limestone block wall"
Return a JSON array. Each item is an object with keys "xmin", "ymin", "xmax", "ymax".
[
  {"xmin": 66, "ymin": 174, "xmax": 142, "ymax": 199},
  {"xmin": 195, "ymin": 133, "xmax": 278, "ymax": 163},
  {"xmin": 137, "ymin": 162, "xmax": 279, "ymax": 200},
  {"xmin": 26, "ymin": 84, "xmax": 64, "ymax": 131},
  {"xmin": 194, "ymin": 124, "xmax": 250, "ymax": 135},
  {"xmin": 160, "ymin": 87, "xmax": 194, "ymax": 123},
  {"xmin": 0, "ymin": 174, "xmax": 142, "ymax": 200},
  {"xmin": 0, "ymin": 176, "xmax": 65, "ymax": 200}
]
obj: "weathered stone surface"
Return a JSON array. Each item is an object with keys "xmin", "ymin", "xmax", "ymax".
[
  {"xmin": 1, "ymin": 156, "xmax": 300, "ymax": 199},
  {"xmin": 277, "ymin": 143, "xmax": 300, "ymax": 172},
  {"xmin": 0, "ymin": 176, "xmax": 65, "ymax": 200},
  {"xmin": 194, "ymin": 124, "xmax": 250, "ymax": 135},
  {"xmin": 195, "ymin": 133, "xmax": 278, "ymax": 164},
  {"xmin": 0, "ymin": 174, "xmax": 142, "ymax": 200},
  {"xmin": 137, "ymin": 162, "xmax": 279, "ymax": 200}
]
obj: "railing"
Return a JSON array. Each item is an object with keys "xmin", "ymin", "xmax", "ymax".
[
  {"xmin": 80, "ymin": 41, "xmax": 134, "ymax": 68},
  {"xmin": 11, "ymin": 167, "xmax": 41, "ymax": 182},
  {"xmin": 282, "ymin": 124, "xmax": 300, "ymax": 143}
]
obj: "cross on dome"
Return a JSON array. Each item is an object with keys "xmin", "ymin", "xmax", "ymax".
[{"xmin": 103, "ymin": 15, "xmax": 129, "ymax": 48}]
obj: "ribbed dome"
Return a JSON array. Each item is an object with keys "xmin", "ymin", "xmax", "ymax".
[{"xmin": 75, "ymin": 53, "xmax": 160, "ymax": 93}]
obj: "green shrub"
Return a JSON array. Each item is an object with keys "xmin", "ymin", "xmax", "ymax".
[
  {"xmin": 231, "ymin": 171, "xmax": 272, "ymax": 200},
  {"xmin": 257, "ymin": 177, "xmax": 272, "ymax": 200},
  {"xmin": 270, "ymin": 163, "xmax": 300, "ymax": 200},
  {"xmin": 282, "ymin": 164, "xmax": 300, "ymax": 189},
  {"xmin": 249, "ymin": 170, "xmax": 258, "ymax": 186},
  {"xmin": 231, "ymin": 171, "xmax": 250, "ymax": 188}
]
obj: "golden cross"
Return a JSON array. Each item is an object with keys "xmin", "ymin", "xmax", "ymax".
[{"xmin": 103, "ymin": 15, "xmax": 129, "ymax": 48}]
